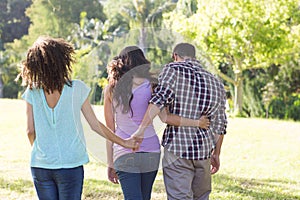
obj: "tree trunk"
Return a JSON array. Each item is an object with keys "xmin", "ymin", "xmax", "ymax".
[
  {"xmin": 233, "ymin": 72, "xmax": 243, "ymax": 115},
  {"xmin": 0, "ymin": 75, "xmax": 3, "ymax": 98},
  {"xmin": 139, "ymin": 26, "xmax": 147, "ymax": 53}
]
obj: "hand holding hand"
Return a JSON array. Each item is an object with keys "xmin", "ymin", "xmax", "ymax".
[
  {"xmin": 131, "ymin": 128, "xmax": 145, "ymax": 152},
  {"xmin": 198, "ymin": 115, "xmax": 210, "ymax": 129},
  {"xmin": 123, "ymin": 137, "xmax": 140, "ymax": 151},
  {"xmin": 107, "ymin": 167, "xmax": 119, "ymax": 184}
]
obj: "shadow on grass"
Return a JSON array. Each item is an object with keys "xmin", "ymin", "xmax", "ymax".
[
  {"xmin": 0, "ymin": 177, "xmax": 33, "ymax": 193},
  {"xmin": 212, "ymin": 174, "xmax": 300, "ymax": 200}
]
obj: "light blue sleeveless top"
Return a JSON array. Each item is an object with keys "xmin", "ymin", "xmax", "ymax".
[{"xmin": 22, "ymin": 80, "xmax": 90, "ymax": 169}]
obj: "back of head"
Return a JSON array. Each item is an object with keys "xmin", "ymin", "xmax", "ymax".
[
  {"xmin": 107, "ymin": 46, "xmax": 153, "ymax": 114},
  {"xmin": 173, "ymin": 43, "xmax": 196, "ymax": 59},
  {"xmin": 119, "ymin": 46, "xmax": 150, "ymax": 71},
  {"xmin": 20, "ymin": 36, "xmax": 75, "ymax": 93},
  {"xmin": 107, "ymin": 46, "xmax": 151, "ymax": 86}
]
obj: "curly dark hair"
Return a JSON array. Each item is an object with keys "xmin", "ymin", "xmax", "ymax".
[
  {"xmin": 19, "ymin": 36, "xmax": 75, "ymax": 94},
  {"xmin": 107, "ymin": 46, "xmax": 156, "ymax": 114}
]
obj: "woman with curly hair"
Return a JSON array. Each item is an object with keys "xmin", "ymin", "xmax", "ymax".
[
  {"xmin": 104, "ymin": 46, "xmax": 209, "ymax": 200},
  {"xmin": 18, "ymin": 37, "xmax": 138, "ymax": 200}
]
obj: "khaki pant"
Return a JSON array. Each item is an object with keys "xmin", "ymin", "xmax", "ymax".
[{"xmin": 162, "ymin": 148, "xmax": 211, "ymax": 200}]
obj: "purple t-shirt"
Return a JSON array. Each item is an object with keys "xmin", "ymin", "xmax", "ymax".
[{"xmin": 113, "ymin": 80, "xmax": 160, "ymax": 161}]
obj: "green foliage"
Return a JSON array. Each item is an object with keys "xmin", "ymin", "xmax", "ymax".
[
  {"xmin": 118, "ymin": 0, "xmax": 176, "ymax": 50},
  {"xmin": 243, "ymin": 83, "xmax": 265, "ymax": 118},
  {"xmin": 3, "ymin": 0, "xmax": 109, "ymax": 101},
  {"xmin": 3, "ymin": 81, "xmax": 20, "ymax": 99},
  {"xmin": 165, "ymin": 0, "xmax": 300, "ymax": 115},
  {"xmin": 8, "ymin": 0, "xmax": 106, "ymax": 53},
  {"xmin": 72, "ymin": 41, "xmax": 110, "ymax": 104},
  {"xmin": 48, "ymin": 0, "xmax": 106, "ymax": 23},
  {"xmin": 27, "ymin": 0, "xmax": 106, "ymax": 38},
  {"xmin": 1, "ymin": 0, "xmax": 299, "ymax": 122},
  {"xmin": 273, "ymin": 59, "xmax": 300, "ymax": 97},
  {"xmin": 0, "ymin": 50, "xmax": 22, "ymax": 98},
  {"xmin": 24, "ymin": 0, "xmax": 62, "ymax": 43},
  {"xmin": 268, "ymin": 94, "xmax": 300, "ymax": 121},
  {"xmin": 0, "ymin": 0, "xmax": 31, "ymax": 49},
  {"xmin": 120, "ymin": 0, "xmax": 176, "ymax": 29},
  {"xmin": 242, "ymin": 67, "xmax": 282, "ymax": 118},
  {"xmin": 261, "ymin": 61, "xmax": 300, "ymax": 120},
  {"xmin": 286, "ymin": 94, "xmax": 300, "ymax": 121},
  {"xmin": 1, "ymin": 0, "xmax": 179, "ymax": 103},
  {"xmin": 268, "ymin": 97, "xmax": 286, "ymax": 119}
]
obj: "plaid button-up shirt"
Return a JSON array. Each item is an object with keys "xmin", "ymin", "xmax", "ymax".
[{"xmin": 150, "ymin": 59, "xmax": 227, "ymax": 160}]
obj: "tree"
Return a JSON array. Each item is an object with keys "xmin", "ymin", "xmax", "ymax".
[
  {"xmin": 120, "ymin": 0, "xmax": 176, "ymax": 51},
  {"xmin": 1, "ymin": 0, "xmax": 31, "ymax": 47},
  {"xmin": 68, "ymin": 13, "xmax": 115, "ymax": 103},
  {"xmin": 0, "ymin": 0, "xmax": 9, "ymax": 50},
  {"xmin": 165, "ymin": 0, "xmax": 300, "ymax": 115},
  {"xmin": 41, "ymin": 0, "xmax": 106, "ymax": 36},
  {"xmin": 0, "ymin": 50, "xmax": 23, "ymax": 98},
  {"xmin": 0, "ymin": 0, "xmax": 32, "ymax": 98},
  {"xmin": 0, "ymin": 0, "xmax": 32, "ymax": 50},
  {"xmin": 3, "ymin": 0, "xmax": 107, "ymax": 99},
  {"xmin": 9, "ymin": 0, "xmax": 107, "ymax": 50}
]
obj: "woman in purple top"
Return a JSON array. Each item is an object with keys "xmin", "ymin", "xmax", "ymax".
[{"xmin": 104, "ymin": 46, "xmax": 209, "ymax": 200}]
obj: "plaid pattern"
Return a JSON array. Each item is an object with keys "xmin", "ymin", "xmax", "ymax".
[{"xmin": 150, "ymin": 59, "xmax": 227, "ymax": 160}]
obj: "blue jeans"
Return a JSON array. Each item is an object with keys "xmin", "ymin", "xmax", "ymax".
[
  {"xmin": 31, "ymin": 166, "xmax": 84, "ymax": 200},
  {"xmin": 115, "ymin": 152, "xmax": 160, "ymax": 200}
]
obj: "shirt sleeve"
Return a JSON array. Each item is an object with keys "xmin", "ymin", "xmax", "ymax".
[
  {"xmin": 21, "ymin": 87, "xmax": 33, "ymax": 105},
  {"xmin": 210, "ymin": 89, "xmax": 227, "ymax": 136},
  {"xmin": 76, "ymin": 80, "xmax": 91, "ymax": 106},
  {"xmin": 149, "ymin": 65, "xmax": 176, "ymax": 109}
]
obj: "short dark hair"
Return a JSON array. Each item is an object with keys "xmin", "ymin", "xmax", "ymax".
[{"xmin": 173, "ymin": 43, "xmax": 196, "ymax": 58}]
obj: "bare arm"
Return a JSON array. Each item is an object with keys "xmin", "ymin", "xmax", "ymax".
[
  {"xmin": 81, "ymin": 99, "xmax": 137, "ymax": 149},
  {"xmin": 132, "ymin": 103, "xmax": 161, "ymax": 143},
  {"xmin": 158, "ymin": 107, "xmax": 210, "ymax": 129},
  {"xmin": 25, "ymin": 102, "xmax": 35, "ymax": 146},
  {"xmin": 103, "ymin": 87, "xmax": 115, "ymax": 168},
  {"xmin": 103, "ymin": 87, "xmax": 119, "ymax": 184},
  {"xmin": 211, "ymin": 134, "xmax": 224, "ymax": 174},
  {"xmin": 210, "ymin": 89, "xmax": 227, "ymax": 174}
]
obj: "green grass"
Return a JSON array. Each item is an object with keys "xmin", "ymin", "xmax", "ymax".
[
  {"xmin": 0, "ymin": 178, "xmax": 33, "ymax": 194},
  {"xmin": 0, "ymin": 99, "xmax": 299, "ymax": 199}
]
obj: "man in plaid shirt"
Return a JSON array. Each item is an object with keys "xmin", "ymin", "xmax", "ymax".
[{"xmin": 133, "ymin": 43, "xmax": 227, "ymax": 200}]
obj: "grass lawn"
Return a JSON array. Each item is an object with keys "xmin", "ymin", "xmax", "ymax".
[{"xmin": 0, "ymin": 98, "xmax": 299, "ymax": 200}]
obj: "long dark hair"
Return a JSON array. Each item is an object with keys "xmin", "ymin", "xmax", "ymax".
[
  {"xmin": 107, "ymin": 46, "xmax": 156, "ymax": 114},
  {"xmin": 18, "ymin": 36, "xmax": 74, "ymax": 94}
]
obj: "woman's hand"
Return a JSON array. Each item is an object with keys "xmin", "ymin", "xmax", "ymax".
[
  {"xmin": 107, "ymin": 167, "xmax": 119, "ymax": 184},
  {"xmin": 123, "ymin": 137, "xmax": 141, "ymax": 151},
  {"xmin": 130, "ymin": 128, "xmax": 145, "ymax": 152},
  {"xmin": 198, "ymin": 115, "xmax": 210, "ymax": 129}
]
